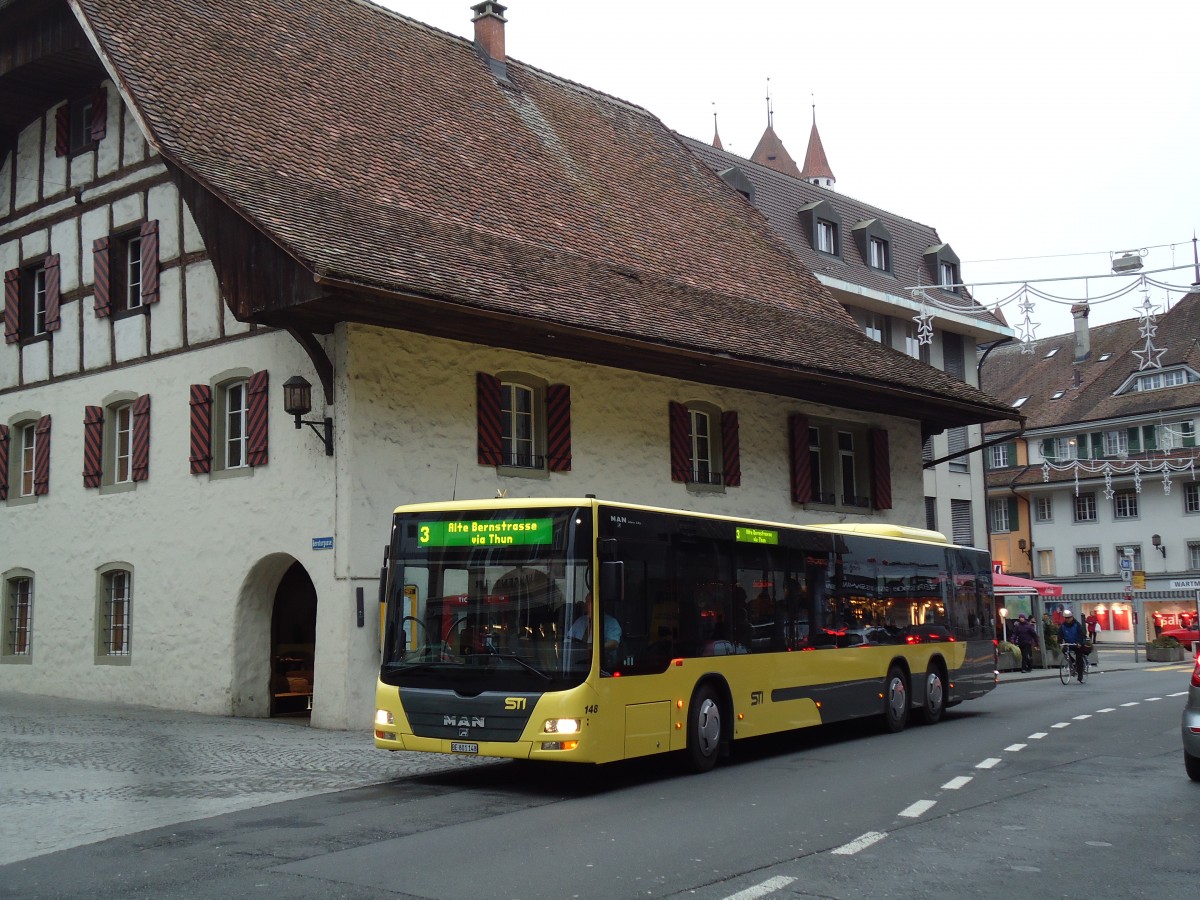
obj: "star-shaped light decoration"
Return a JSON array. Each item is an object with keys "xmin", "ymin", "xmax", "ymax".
[
  {"xmin": 1131, "ymin": 287, "xmax": 1166, "ymax": 369},
  {"xmin": 911, "ymin": 293, "xmax": 935, "ymax": 347},
  {"xmin": 1016, "ymin": 292, "xmax": 1039, "ymax": 353},
  {"xmin": 1133, "ymin": 340, "xmax": 1167, "ymax": 370}
]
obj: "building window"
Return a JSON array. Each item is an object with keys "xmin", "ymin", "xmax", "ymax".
[
  {"xmin": 1189, "ymin": 542, "xmax": 1200, "ymax": 571},
  {"xmin": 1076, "ymin": 547, "xmax": 1100, "ymax": 575},
  {"xmin": 925, "ymin": 496, "xmax": 937, "ymax": 532},
  {"xmin": 1103, "ymin": 430, "xmax": 1128, "ymax": 457},
  {"xmin": 476, "ymin": 372, "xmax": 571, "ymax": 475},
  {"xmin": 987, "ymin": 443, "xmax": 1013, "ymax": 469},
  {"xmin": 83, "ymin": 396, "xmax": 150, "ymax": 490},
  {"xmin": 816, "ymin": 219, "xmax": 839, "ymax": 255},
  {"xmin": 1073, "ymin": 492, "xmax": 1097, "ymax": 522},
  {"xmin": 1050, "ymin": 390, "xmax": 1065, "ymax": 400},
  {"xmin": 3, "ymin": 416, "xmax": 50, "ymax": 501},
  {"xmin": 809, "ymin": 427, "xmax": 828, "ymax": 503},
  {"xmin": 1116, "ymin": 545, "xmax": 1142, "ymax": 571},
  {"xmin": 113, "ymin": 404, "xmax": 133, "ymax": 483},
  {"xmin": 1135, "ymin": 369, "xmax": 1188, "ymax": 392},
  {"xmin": 868, "ymin": 236, "xmax": 890, "ymax": 271},
  {"xmin": 1112, "ymin": 491, "xmax": 1138, "ymax": 519},
  {"xmin": 112, "ymin": 232, "xmax": 144, "ymax": 315},
  {"xmin": 669, "ymin": 400, "xmax": 738, "ymax": 488},
  {"xmin": 903, "ymin": 322, "xmax": 920, "ymax": 359},
  {"xmin": 1186, "ymin": 483, "xmax": 1200, "ymax": 514},
  {"xmin": 2, "ymin": 572, "xmax": 33, "ymax": 659},
  {"xmin": 1035, "ymin": 496, "xmax": 1053, "ymax": 522},
  {"xmin": 1049, "ymin": 437, "xmax": 1078, "ymax": 461},
  {"xmin": 838, "ymin": 431, "xmax": 868, "ymax": 507},
  {"xmin": 1158, "ymin": 420, "xmax": 1196, "ymax": 450},
  {"xmin": 988, "ymin": 498, "xmax": 1012, "ymax": 533},
  {"xmin": 950, "ymin": 499, "xmax": 974, "ymax": 546},
  {"xmin": 922, "ymin": 435, "xmax": 933, "ymax": 464},
  {"xmin": 862, "ymin": 312, "xmax": 890, "ymax": 345},
  {"xmin": 224, "ymin": 380, "xmax": 248, "ymax": 469},
  {"xmin": 939, "ymin": 261, "xmax": 958, "ymax": 289},
  {"xmin": 1013, "ymin": 397, "xmax": 1028, "ymax": 408},
  {"xmin": 947, "ymin": 427, "xmax": 969, "ymax": 472},
  {"xmin": 97, "ymin": 566, "xmax": 132, "ymax": 661},
  {"xmin": 1036, "ymin": 549, "xmax": 1055, "ymax": 577},
  {"xmin": 4, "ymin": 257, "xmax": 62, "ymax": 344}
]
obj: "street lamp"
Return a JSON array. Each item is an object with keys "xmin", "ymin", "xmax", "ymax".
[
  {"xmin": 1152, "ymin": 534, "xmax": 1166, "ymax": 558},
  {"xmin": 282, "ymin": 375, "xmax": 333, "ymax": 456},
  {"xmin": 999, "ymin": 607, "xmax": 1008, "ymax": 644}
]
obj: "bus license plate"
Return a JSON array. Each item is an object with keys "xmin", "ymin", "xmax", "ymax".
[{"xmin": 450, "ymin": 742, "xmax": 479, "ymax": 754}]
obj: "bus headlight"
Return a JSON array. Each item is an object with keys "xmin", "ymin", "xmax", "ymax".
[
  {"xmin": 375, "ymin": 709, "xmax": 394, "ymax": 726},
  {"xmin": 544, "ymin": 718, "xmax": 580, "ymax": 734}
]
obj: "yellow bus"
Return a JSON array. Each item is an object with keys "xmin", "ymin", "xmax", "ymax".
[{"xmin": 374, "ymin": 498, "xmax": 998, "ymax": 772}]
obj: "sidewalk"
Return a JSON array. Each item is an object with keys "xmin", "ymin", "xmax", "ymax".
[
  {"xmin": 0, "ymin": 691, "xmax": 489, "ymax": 867},
  {"xmin": 997, "ymin": 642, "xmax": 1187, "ymax": 683}
]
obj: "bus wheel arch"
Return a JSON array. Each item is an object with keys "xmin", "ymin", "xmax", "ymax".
[
  {"xmin": 917, "ymin": 657, "xmax": 948, "ymax": 725},
  {"xmin": 684, "ymin": 676, "xmax": 731, "ymax": 773},
  {"xmin": 882, "ymin": 661, "xmax": 911, "ymax": 733}
]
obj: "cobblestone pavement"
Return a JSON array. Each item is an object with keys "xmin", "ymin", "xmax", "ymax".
[{"xmin": 0, "ymin": 692, "xmax": 490, "ymax": 867}]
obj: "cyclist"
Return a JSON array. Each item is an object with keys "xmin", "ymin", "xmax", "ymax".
[{"xmin": 1058, "ymin": 608, "xmax": 1088, "ymax": 682}]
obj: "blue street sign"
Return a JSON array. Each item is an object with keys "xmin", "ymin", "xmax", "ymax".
[{"xmin": 312, "ymin": 536, "xmax": 334, "ymax": 550}]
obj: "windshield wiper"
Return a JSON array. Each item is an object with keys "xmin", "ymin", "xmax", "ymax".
[{"xmin": 490, "ymin": 652, "xmax": 552, "ymax": 681}]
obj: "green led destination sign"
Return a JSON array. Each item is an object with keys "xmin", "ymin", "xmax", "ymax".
[
  {"xmin": 736, "ymin": 527, "xmax": 778, "ymax": 545},
  {"xmin": 419, "ymin": 519, "xmax": 553, "ymax": 547}
]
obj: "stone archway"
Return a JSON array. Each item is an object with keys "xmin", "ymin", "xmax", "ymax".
[
  {"xmin": 269, "ymin": 562, "xmax": 318, "ymax": 716},
  {"xmin": 231, "ymin": 553, "xmax": 318, "ymax": 718}
]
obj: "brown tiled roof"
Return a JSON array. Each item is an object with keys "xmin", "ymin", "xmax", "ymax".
[
  {"xmin": 681, "ymin": 135, "xmax": 1007, "ymax": 332},
  {"xmin": 62, "ymin": 0, "xmax": 1014, "ymax": 424},
  {"xmin": 750, "ymin": 124, "xmax": 803, "ymax": 178},
  {"xmin": 982, "ymin": 291, "xmax": 1200, "ymax": 433}
]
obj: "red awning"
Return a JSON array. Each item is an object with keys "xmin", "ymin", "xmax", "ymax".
[{"xmin": 993, "ymin": 572, "xmax": 1063, "ymax": 597}]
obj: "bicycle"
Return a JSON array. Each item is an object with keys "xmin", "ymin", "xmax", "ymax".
[{"xmin": 1059, "ymin": 642, "xmax": 1090, "ymax": 684}]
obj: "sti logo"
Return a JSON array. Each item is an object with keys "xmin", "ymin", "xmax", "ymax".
[{"xmin": 504, "ymin": 697, "xmax": 527, "ymax": 710}]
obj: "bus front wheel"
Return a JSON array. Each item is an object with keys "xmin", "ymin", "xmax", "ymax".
[
  {"xmin": 685, "ymin": 684, "xmax": 722, "ymax": 773},
  {"xmin": 883, "ymin": 665, "xmax": 910, "ymax": 733}
]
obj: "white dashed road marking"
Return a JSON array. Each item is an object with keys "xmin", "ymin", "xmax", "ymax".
[
  {"xmin": 722, "ymin": 876, "xmax": 797, "ymax": 900},
  {"xmin": 1028, "ymin": 732, "xmax": 1048, "ymax": 739},
  {"xmin": 1052, "ymin": 722, "xmax": 1071, "ymax": 728},
  {"xmin": 898, "ymin": 799, "xmax": 937, "ymax": 818},
  {"xmin": 1004, "ymin": 743, "xmax": 1027, "ymax": 752},
  {"xmin": 976, "ymin": 758, "xmax": 1001, "ymax": 769},
  {"xmin": 1072, "ymin": 714, "xmax": 1091, "ymax": 720},
  {"xmin": 1121, "ymin": 702, "xmax": 1139, "ymax": 707},
  {"xmin": 941, "ymin": 776, "xmax": 972, "ymax": 790},
  {"xmin": 831, "ymin": 832, "xmax": 887, "ymax": 855}
]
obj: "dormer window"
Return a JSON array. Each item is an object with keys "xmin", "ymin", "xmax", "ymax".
[
  {"xmin": 1050, "ymin": 390, "xmax": 1065, "ymax": 400},
  {"xmin": 1115, "ymin": 366, "xmax": 1196, "ymax": 396},
  {"xmin": 853, "ymin": 218, "xmax": 893, "ymax": 274},
  {"xmin": 924, "ymin": 244, "xmax": 961, "ymax": 295},
  {"xmin": 816, "ymin": 219, "xmax": 839, "ymax": 255},
  {"xmin": 1099, "ymin": 352, "xmax": 1112, "ymax": 361},
  {"xmin": 717, "ymin": 166, "xmax": 756, "ymax": 205},
  {"xmin": 54, "ymin": 88, "xmax": 107, "ymax": 158},
  {"xmin": 1013, "ymin": 396, "xmax": 1028, "ymax": 408},
  {"xmin": 800, "ymin": 200, "xmax": 843, "ymax": 259},
  {"xmin": 1044, "ymin": 347, "xmax": 1059, "ymax": 358}
]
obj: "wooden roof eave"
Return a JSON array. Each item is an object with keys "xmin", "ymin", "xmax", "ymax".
[{"xmin": 261, "ymin": 273, "xmax": 1020, "ymax": 433}]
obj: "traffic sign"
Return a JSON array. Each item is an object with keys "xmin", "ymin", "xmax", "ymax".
[{"xmin": 1120, "ymin": 557, "xmax": 1133, "ymax": 571}]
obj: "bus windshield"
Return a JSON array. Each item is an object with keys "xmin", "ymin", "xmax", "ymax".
[{"xmin": 380, "ymin": 506, "xmax": 593, "ymax": 691}]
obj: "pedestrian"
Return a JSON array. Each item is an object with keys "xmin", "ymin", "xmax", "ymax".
[
  {"xmin": 1012, "ymin": 614, "xmax": 1038, "ymax": 673},
  {"xmin": 1086, "ymin": 611, "xmax": 1099, "ymax": 645}
]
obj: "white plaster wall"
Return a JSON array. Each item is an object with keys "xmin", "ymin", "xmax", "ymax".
[
  {"xmin": 17, "ymin": 119, "xmax": 42, "ymax": 210},
  {"xmin": 186, "ymin": 261, "xmax": 222, "ymax": 343}
]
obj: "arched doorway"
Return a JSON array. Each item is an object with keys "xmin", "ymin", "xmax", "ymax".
[{"xmin": 270, "ymin": 561, "xmax": 318, "ymax": 717}]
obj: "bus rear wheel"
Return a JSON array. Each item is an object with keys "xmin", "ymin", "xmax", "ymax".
[
  {"xmin": 917, "ymin": 664, "xmax": 946, "ymax": 725},
  {"xmin": 685, "ymin": 684, "xmax": 722, "ymax": 773},
  {"xmin": 883, "ymin": 665, "xmax": 910, "ymax": 733}
]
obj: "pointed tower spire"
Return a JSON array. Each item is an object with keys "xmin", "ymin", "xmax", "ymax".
[
  {"xmin": 750, "ymin": 78, "xmax": 802, "ymax": 177},
  {"xmin": 712, "ymin": 103, "xmax": 723, "ymax": 150},
  {"xmin": 799, "ymin": 103, "xmax": 836, "ymax": 190}
]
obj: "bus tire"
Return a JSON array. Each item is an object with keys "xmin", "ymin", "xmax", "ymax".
[
  {"xmin": 917, "ymin": 663, "xmax": 946, "ymax": 725},
  {"xmin": 883, "ymin": 665, "xmax": 910, "ymax": 733},
  {"xmin": 685, "ymin": 683, "xmax": 722, "ymax": 773}
]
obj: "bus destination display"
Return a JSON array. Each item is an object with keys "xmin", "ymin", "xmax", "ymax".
[
  {"xmin": 419, "ymin": 519, "xmax": 553, "ymax": 547},
  {"xmin": 736, "ymin": 526, "xmax": 778, "ymax": 545}
]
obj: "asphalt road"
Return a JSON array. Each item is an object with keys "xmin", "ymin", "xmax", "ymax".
[{"xmin": 2, "ymin": 663, "xmax": 1197, "ymax": 899}]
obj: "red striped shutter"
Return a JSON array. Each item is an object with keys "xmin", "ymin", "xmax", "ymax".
[
  {"xmin": 83, "ymin": 406, "xmax": 104, "ymax": 488},
  {"xmin": 476, "ymin": 372, "xmax": 502, "ymax": 466},
  {"xmin": 44, "ymin": 255, "xmax": 61, "ymax": 332},
  {"xmin": 55, "ymin": 104, "xmax": 69, "ymax": 157},
  {"xmin": 668, "ymin": 401, "xmax": 690, "ymax": 482},
  {"xmin": 4, "ymin": 269, "xmax": 19, "ymax": 343},
  {"xmin": 721, "ymin": 410, "xmax": 741, "ymax": 487},
  {"xmin": 789, "ymin": 415, "xmax": 812, "ymax": 504},
  {"xmin": 0, "ymin": 424, "xmax": 9, "ymax": 500},
  {"xmin": 247, "ymin": 370, "xmax": 269, "ymax": 467},
  {"xmin": 546, "ymin": 383, "xmax": 571, "ymax": 472},
  {"xmin": 139, "ymin": 221, "xmax": 160, "ymax": 305},
  {"xmin": 870, "ymin": 428, "xmax": 892, "ymax": 510},
  {"xmin": 189, "ymin": 385, "xmax": 213, "ymax": 474},
  {"xmin": 89, "ymin": 87, "xmax": 108, "ymax": 143},
  {"xmin": 93, "ymin": 237, "xmax": 112, "ymax": 317},
  {"xmin": 132, "ymin": 394, "xmax": 151, "ymax": 481},
  {"xmin": 33, "ymin": 415, "xmax": 51, "ymax": 495}
]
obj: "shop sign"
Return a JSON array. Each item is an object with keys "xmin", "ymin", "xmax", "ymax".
[{"xmin": 1169, "ymin": 579, "xmax": 1200, "ymax": 590}]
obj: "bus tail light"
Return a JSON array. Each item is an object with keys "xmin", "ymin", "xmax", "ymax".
[{"xmin": 541, "ymin": 740, "xmax": 579, "ymax": 751}]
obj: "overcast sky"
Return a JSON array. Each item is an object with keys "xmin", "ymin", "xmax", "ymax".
[{"xmin": 382, "ymin": 0, "xmax": 1200, "ymax": 339}]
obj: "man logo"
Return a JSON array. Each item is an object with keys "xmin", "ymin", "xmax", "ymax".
[
  {"xmin": 444, "ymin": 715, "xmax": 486, "ymax": 727},
  {"xmin": 504, "ymin": 697, "xmax": 527, "ymax": 710}
]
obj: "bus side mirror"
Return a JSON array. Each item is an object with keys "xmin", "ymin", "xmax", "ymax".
[
  {"xmin": 598, "ymin": 538, "xmax": 618, "ymax": 563},
  {"xmin": 377, "ymin": 544, "xmax": 389, "ymax": 605}
]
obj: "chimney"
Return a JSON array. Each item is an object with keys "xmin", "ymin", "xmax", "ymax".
[
  {"xmin": 1071, "ymin": 303, "xmax": 1090, "ymax": 361},
  {"xmin": 472, "ymin": 2, "xmax": 507, "ymax": 63}
]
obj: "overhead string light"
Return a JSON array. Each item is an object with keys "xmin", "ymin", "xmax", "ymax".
[{"xmin": 1131, "ymin": 278, "xmax": 1167, "ymax": 370}]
